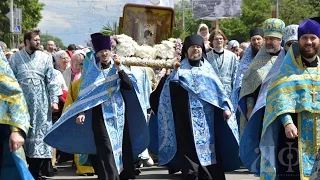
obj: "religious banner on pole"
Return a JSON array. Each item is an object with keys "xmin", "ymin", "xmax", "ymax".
[
  {"xmin": 192, "ymin": 0, "xmax": 242, "ymax": 20},
  {"xmin": 127, "ymin": 0, "xmax": 174, "ymax": 8}
]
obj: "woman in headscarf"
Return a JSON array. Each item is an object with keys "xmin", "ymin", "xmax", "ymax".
[
  {"xmin": 51, "ymin": 55, "xmax": 68, "ymax": 174},
  {"xmin": 54, "ymin": 50, "xmax": 71, "ymax": 73},
  {"xmin": 197, "ymin": 23, "xmax": 211, "ymax": 52},
  {"xmin": 62, "ymin": 55, "xmax": 95, "ymax": 176},
  {"xmin": 62, "ymin": 50, "xmax": 86, "ymax": 88}
]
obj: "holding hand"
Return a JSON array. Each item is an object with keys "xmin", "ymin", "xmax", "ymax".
[
  {"xmin": 285, "ymin": 123, "xmax": 298, "ymax": 139},
  {"xmin": 223, "ymin": 110, "xmax": 232, "ymax": 120},
  {"xmin": 9, "ymin": 131, "xmax": 24, "ymax": 152},
  {"xmin": 113, "ymin": 54, "xmax": 122, "ymax": 71},
  {"xmin": 76, "ymin": 112, "xmax": 86, "ymax": 125},
  {"xmin": 52, "ymin": 103, "xmax": 59, "ymax": 112}
]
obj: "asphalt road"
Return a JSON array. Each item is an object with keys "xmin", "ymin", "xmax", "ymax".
[{"xmin": 47, "ymin": 162, "xmax": 259, "ymax": 180}]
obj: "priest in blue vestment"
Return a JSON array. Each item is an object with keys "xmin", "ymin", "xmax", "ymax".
[
  {"xmin": 0, "ymin": 47, "xmax": 34, "ymax": 180},
  {"xmin": 238, "ymin": 18, "xmax": 286, "ymax": 135},
  {"xmin": 259, "ymin": 18, "xmax": 320, "ymax": 180},
  {"xmin": 44, "ymin": 33, "xmax": 149, "ymax": 180},
  {"xmin": 230, "ymin": 28, "xmax": 264, "ymax": 126},
  {"xmin": 239, "ymin": 24, "xmax": 298, "ymax": 176},
  {"xmin": 242, "ymin": 18, "xmax": 320, "ymax": 180},
  {"xmin": 157, "ymin": 34, "xmax": 240, "ymax": 180}
]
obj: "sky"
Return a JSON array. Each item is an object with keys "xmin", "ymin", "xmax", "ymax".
[{"xmin": 37, "ymin": 0, "xmax": 179, "ymax": 47}]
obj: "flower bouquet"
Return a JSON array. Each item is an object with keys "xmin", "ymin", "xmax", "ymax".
[{"xmin": 112, "ymin": 34, "xmax": 182, "ymax": 69}]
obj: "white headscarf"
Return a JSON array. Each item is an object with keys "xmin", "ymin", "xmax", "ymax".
[
  {"xmin": 197, "ymin": 23, "xmax": 210, "ymax": 40},
  {"xmin": 54, "ymin": 50, "xmax": 67, "ymax": 63}
]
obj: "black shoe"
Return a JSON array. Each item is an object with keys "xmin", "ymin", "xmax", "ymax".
[
  {"xmin": 134, "ymin": 168, "xmax": 142, "ymax": 175},
  {"xmin": 168, "ymin": 168, "xmax": 180, "ymax": 174},
  {"xmin": 53, "ymin": 166, "xmax": 58, "ymax": 173}
]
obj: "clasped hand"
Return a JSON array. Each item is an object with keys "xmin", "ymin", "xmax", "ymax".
[{"xmin": 76, "ymin": 112, "xmax": 86, "ymax": 125}]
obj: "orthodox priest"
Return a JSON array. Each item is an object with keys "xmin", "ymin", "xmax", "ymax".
[
  {"xmin": 238, "ymin": 18, "xmax": 285, "ymax": 135},
  {"xmin": 9, "ymin": 29, "xmax": 61, "ymax": 179},
  {"xmin": 230, "ymin": 28, "xmax": 264, "ymax": 115},
  {"xmin": 0, "ymin": 47, "xmax": 33, "ymax": 180},
  {"xmin": 44, "ymin": 33, "xmax": 149, "ymax": 180},
  {"xmin": 259, "ymin": 18, "xmax": 320, "ymax": 180},
  {"xmin": 239, "ymin": 24, "xmax": 298, "ymax": 175},
  {"xmin": 157, "ymin": 34, "xmax": 240, "ymax": 180}
]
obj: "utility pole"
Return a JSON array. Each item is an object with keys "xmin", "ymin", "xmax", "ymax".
[
  {"xmin": 276, "ymin": 0, "xmax": 279, "ymax": 18},
  {"xmin": 10, "ymin": 0, "xmax": 14, "ymax": 48},
  {"xmin": 182, "ymin": 0, "xmax": 185, "ymax": 31}
]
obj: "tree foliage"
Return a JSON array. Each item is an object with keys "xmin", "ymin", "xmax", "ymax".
[
  {"xmin": 173, "ymin": 2, "xmax": 211, "ymax": 40},
  {"xmin": 277, "ymin": 0, "xmax": 318, "ymax": 25},
  {"xmin": 219, "ymin": 0, "xmax": 273, "ymax": 42},
  {"xmin": 40, "ymin": 34, "xmax": 66, "ymax": 50},
  {"xmin": 174, "ymin": 0, "xmax": 320, "ymax": 42},
  {"xmin": 0, "ymin": 0, "xmax": 44, "ymax": 47}
]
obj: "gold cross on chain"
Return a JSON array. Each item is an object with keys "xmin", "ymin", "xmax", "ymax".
[{"xmin": 311, "ymin": 88, "xmax": 318, "ymax": 103}]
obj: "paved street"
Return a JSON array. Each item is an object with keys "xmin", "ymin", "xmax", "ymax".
[{"xmin": 48, "ymin": 162, "xmax": 259, "ymax": 180}]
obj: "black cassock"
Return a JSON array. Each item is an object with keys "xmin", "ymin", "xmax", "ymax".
[
  {"xmin": 150, "ymin": 75, "xmax": 234, "ymax": 180},
  {"xmin": 90, "ymin": 68, "xmax": 136, "ymax": 180}
]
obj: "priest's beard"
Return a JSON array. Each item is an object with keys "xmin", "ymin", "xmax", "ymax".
[
  {"xmin": 188, "ymin": 52, "xmax": 202, "ymax": 61},
  {"xmin": 251, "ymin": 44, "xmax": 261, "ymax": 56},
  {"xmin": 29, "ymin": 44, "xmax": 40, "ymax": 51},
  {"xmin": 300, "ymin": 43, "xmax": 320, "ymax": 59}
]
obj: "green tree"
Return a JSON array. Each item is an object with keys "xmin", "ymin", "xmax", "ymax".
[
  {"xmin": 0, "ymin": 0, "xmax": 44, "ymax": 47},
  {"xmin": 219, "ymin": 0, "xmax": 319, "ymax": 42},
  {"xmin": 220, "ymin": 0, "xmax": 272, "ymax": 42},
  {"xmin": 277, "ymin": 0, "xmax": 318, "ymax": 25},
  {"xmin": 309, "ymin": 0, "xmax": 320, "ymax": 16},
  {"xmin": 40, "ymin": 34, "xmax": 66, "ymax": 50},
  {"xmin": 173, "ymin": 2, "xmax": 211, "ymax": 40}
]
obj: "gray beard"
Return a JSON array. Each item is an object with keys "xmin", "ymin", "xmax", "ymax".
[{"xmin": 265, "ymin": 48, "xmax": 276, "ymax": 54}]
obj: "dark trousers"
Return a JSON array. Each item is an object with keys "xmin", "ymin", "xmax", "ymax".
[
  {"xmin": 277, "ymin": 115, "xmax": 300, "ymax": 180},
  {"xmin": 170, "ymin": 82, "xmax": 226, "ymax": 180},
  {"xmin": 27, "ymin": 157, "xmax": 53, "ymax": 180},
  {"xmin": 0, "ymin": 125, "xmax": 11, "ymax": 178},
  {"xmin": 92, "ymin": 106, "xmax": 120, "ymax": 180},
  {"xmin": 92, "ymin": 106, "xmax": 135, "ymax": 180},
  {"xmin": 0, "ymin": 130, "xmax": 3, "ymax": 177},
  {"xmin": 88, "ymin": 154, "xmax": 99, "ymax": 175},
  {"xmin": 119, "ymin": 115, "xmax": 135, "ymax": 180}
]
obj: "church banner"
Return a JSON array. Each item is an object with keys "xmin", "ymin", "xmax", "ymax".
[
  {"xmin": 192, "ymin": 0, "xmax": 242, "ymax": 20},
  {"xmin": 127, "ymin": 0, "xmax": 174, "ymax": 8}
]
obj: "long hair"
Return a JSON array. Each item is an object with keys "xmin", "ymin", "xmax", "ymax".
[{"xmin": 208, "ymin": 29, "xmax": 228, "ymax": 48}]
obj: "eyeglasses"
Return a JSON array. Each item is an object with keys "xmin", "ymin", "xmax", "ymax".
[{"xmin": 214, "ymin": 38, "xmax": 224, "ymax": 41}]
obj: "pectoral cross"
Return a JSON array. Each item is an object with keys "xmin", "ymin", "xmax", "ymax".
[{"xmin": 311, "ymin": 88, "xmax": 318, "ymax": 103}]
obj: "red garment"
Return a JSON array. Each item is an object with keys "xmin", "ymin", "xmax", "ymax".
[
  {"xmin": 60, "ymin": 90, "xmax": 68, "ymax": 103},
  {"xmin": 66, "ymin": 50, "xmax": 73, "ymax": 58}
]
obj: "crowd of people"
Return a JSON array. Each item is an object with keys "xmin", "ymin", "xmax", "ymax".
[{"xmin": 0, "ymin": 16, "xmax": 320, "ymax": 180}]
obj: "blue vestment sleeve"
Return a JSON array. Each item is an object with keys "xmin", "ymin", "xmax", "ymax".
[
  {"xmin": 118, "ymin": 70, "xmax": 133, "ymax": 90},
  {"xmin": 222, "ymin": 102, "xmax": 230, "ymax": 112},
  {"xmin": 280, "ymin": 113, "xmax": 293, "ymax": 127}
]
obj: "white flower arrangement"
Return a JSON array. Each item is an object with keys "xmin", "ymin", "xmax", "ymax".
[
  {"xmin": 135, "ymin": 45, "xmax": 156, "ymax": 59},
  {"xmin": 112, "ymin": 34, "xmax": 139, "ymax": 57},
  {"xmin": 112, "ymin": 34, "xmax": 181, "ymax": 59},
  {"xmin": 111, "ymin": 34, "xmax": 182, "ymax": 68}
]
